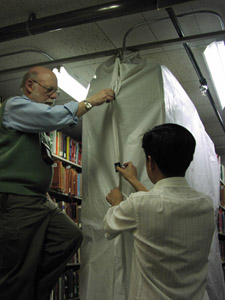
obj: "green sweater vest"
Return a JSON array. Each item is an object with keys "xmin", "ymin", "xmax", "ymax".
[{"xmin": 0, "ymin": 100, "xmax": 53, "ymax": 196}]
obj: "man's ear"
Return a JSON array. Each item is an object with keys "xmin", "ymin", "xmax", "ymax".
[
  {"xmin": 147, "ymin": 155, "xmax": 154, "ymax": 170},
  {"xmin": 26, "ymin": 79, "xmax": 34, "ymax": 93}
]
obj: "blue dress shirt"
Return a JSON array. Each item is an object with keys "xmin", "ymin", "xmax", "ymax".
[{"xmin": 2, "ymin": 95, "xmax": 79, "ymax": 133}]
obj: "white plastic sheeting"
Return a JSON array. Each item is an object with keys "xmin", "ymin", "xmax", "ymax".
[{"xmin": 80, "ymin": 52, "xmax": 225, "ymax": 300}]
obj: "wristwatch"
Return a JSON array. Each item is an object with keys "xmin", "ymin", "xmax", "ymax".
[{"xmin": 83, "ymin": 100, "xmax": 93, "ymax": 111}]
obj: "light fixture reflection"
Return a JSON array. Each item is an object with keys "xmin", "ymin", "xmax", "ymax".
[
  {"xmin": 203, "ymin": 41, "xmax": 225, "ymax": 109},
  {"xmin": 53, "ymin": 66, "xmax": 88, "ymax": 102}
]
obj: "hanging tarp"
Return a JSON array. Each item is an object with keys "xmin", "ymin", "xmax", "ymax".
[{"xmin": 80, "ymin": 52, "xmax": 225, "ymax": 300}]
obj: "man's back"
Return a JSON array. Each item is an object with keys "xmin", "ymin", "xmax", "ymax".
[
  {"xmin": 128, "ymin": 177, "xmax": 215, "ymax": 300},
  {"xmin": 104, "ymin": 177, "xmax": 215, "ymax": 299}
]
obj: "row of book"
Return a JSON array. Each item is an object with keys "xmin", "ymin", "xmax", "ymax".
[
  {"xmin": 51, "ymin": 160, "xmax": 82, "ymax": 197},
  {"xmin": 50, "ymin": 200, "xmax": 81, "ymax": 299},
  {"xmin": 219, "ymin": 240, "xmax": 225, "ymax": 262},
  {"xmin": 218, "ymin": 207, "xmax": 225, "ymax": 234},
  {"xmin": 49, "ymin": 198, "xmax": 81, "ymax": 265},
  {"xmin": 57, "ymin": 201, "xmax": 81, "ymax": 227},
  {"xmin": 68, "ymin": 249, "xmax": 81, "ymax": 266},
  {"xmin": 50, "ymin": 130, "xmax": 82, "ymax": 165},
  {"xmin": 50, "ymin": 269, "xmax": 79, "ymax": 300},
  {"xmin": 218, "ymin": 155, "xmax": 225, "ymax": 185},
  {"xmin": 221, "ymin": 184, "xmax": 225, "ymax": 207},
  {"xmin": 221, "ymin": 163, "xmax": 225, "ymax": 186},
  {"xmin": 222, "ymin": 265, "xmax": 225, "ymax": 281},
  {"xmin": 50, "ymin": 132, "xmax": 82, "ymax": 299}
]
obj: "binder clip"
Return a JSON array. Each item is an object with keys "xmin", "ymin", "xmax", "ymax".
[{"xmin": 114, "ymin": 162, "xmax": 121, "ymax": 172}]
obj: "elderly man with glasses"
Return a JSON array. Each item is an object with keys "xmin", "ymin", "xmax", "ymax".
[{"xmin": 0, "ymin": 66, "xmax": 115, "ymax": 300}]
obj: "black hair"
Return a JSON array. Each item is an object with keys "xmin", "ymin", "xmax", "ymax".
[{"xmin": 142, "ymin": 123, "xmax": 196, "ymax": 177}]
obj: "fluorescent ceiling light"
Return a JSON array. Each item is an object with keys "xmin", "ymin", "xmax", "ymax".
[
  {"xmin": 203, "ymin": 41, "xmax": 225, "ymax": 109},
  {"xmin": 53, "ymin": 66, "xmax": 88, "ymax": 102}
]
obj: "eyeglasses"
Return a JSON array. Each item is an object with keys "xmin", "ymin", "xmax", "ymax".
[{"xmin": 32, "ymin": 80, "xmax": 61, "ymax": 97}]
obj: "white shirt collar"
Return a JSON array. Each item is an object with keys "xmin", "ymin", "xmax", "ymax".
[{"xmin": 154, "ymin": 177, "xmax": 189, "ymax": 188}]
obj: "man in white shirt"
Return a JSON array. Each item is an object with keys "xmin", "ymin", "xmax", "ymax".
[{"xmin": 104, "ymin": 123, "xmax": 214, "ymax": 300}]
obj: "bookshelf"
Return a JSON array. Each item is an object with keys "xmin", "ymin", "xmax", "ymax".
[
  {"xmin": 218, "ymin": 204, "xmax": 225, "ymax": 281},
  {"xmin": 50, "ymin": 266, "xmax": 80, "ymax": 300},
  {"xmin": 218, "ymin": 157, "xmax": 225, "ymax": 281},
  {"xmin": 50, "ymin": 130, "xmax": 82, "ymax": 166},
  {"xmin": 49, "ymin": 131, "xmax": 82, "ymax": 300}
]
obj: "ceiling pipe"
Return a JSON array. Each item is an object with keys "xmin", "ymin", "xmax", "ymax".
[
  {"xmin": 0, "ymin": 0, "xmax": 192, "ymax": 43},
  {"xmin": 166, "ymin": 7, "xmax": 225, "ymax": 133},
  {"xmin": 122, "ymin": 10, "xmax": 225, "ymax": 56},
  {"xmin": 0, "ymin": 49, "xmax": 54, "ymax": 61},
  {"xmin": 0, "ymin": 29, "xmax": 224, "ymax": 77}
]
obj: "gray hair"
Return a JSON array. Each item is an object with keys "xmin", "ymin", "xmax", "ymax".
[{"xmin": 20, "ymin": 71, "xmax": 38, "ymax": 92}]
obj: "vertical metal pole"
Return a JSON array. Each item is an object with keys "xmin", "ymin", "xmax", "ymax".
[{"xmin": 166, "ymin": 7, "xmax": 225, "ymax": 133}]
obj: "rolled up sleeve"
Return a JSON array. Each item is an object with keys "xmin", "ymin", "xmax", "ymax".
[{"xmin": 103, "ymin": 196, "xmax": 137, "ymax": 240}]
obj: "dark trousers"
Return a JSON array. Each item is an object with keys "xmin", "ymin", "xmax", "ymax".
[{"xmin": 0, "ymin": 193, "xmax": 83, "ymax": 300}]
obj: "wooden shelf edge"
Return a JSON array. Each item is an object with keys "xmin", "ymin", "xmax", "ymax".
[
  {"xmin": 52, "ymin": 154, "xmax": 82, "ymax": 170},
  {"xmin": 49, "ymin": 189, "xmax": 82, "ymax": 204}
]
